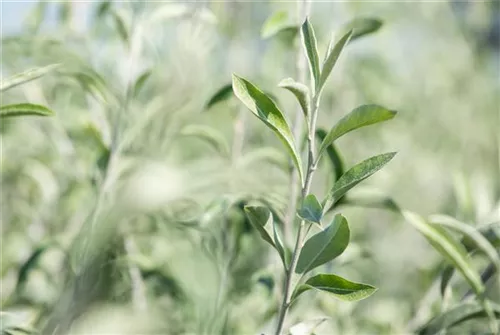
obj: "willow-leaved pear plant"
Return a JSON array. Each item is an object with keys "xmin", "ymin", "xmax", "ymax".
[{"xmin": 232, "ymin": 17, "xmax": 397, "ymax": 334}]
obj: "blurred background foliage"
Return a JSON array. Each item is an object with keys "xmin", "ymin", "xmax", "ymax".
[{"xmin": 1, "ymin": 1, "xmax": 499, "ymax": 334}]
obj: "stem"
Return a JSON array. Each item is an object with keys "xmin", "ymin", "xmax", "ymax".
[
  {"xmin": 283, "ymin": 0, "xmax": 311, "ymax": 243},
  {"xmin": 275, "ymin": 92, "xmax": 320, "ymax": 335},
  {"xmin": 124, "ymin": 234, "xmax": 148, "ymax": 312}
]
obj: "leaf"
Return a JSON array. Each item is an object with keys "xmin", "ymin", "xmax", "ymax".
[
  {"xmin": 292, "ymin": 273, "xmax": 376, "ymax": 301},
  {"xmin": 261, "ymin": 11, "xmax": 294, "ymax": 39},
  {"xmin": 180, "ymin": 125, "xmax": 230, "ymax": 157},
  {"xmin": 111, "ymin": 9, "xmax": 129, "ymax": 46},
  {"xmin": 289, "ymin": 318, "xmax": 328, "ymax": 335},
  {"xmin": 430, "ymin": 215, "xmax": 500, "ymax": 273},
  {"xmin": 66, "ymin": 71, "xmax": 112, "ymax": 105},
  {"xmin": 403, "ymin": 211, "xmax": 484, "ymax": 296},
  {"xmin": 132, "ymin": 69, "xmax": 152, "ymax": 97},
  {"xmin": 318, "ymin": 30, "xmax": 352, "ymax": 93},
  {"xmin": 418, "ymin": 301, "xmax": 500, "ymax": 335},
  {"xmin": 273, "ymin": 219, "xmax": 290, "ymax": 268},
  {"xmin": 205, "ymin": 84, "xmax": 233, "ymax": 109},
  {"xmin": 278, "ymin": 78, "xmax": 310, "ymax": 117},
  {"xmin": 301, "ymin": 18, "xmax": 321, "ymax": 91},
  {"xmin": 440, "ymin": 265, "xmax": 455, "ymax": 297},
  {"xmin": 0, "ymin": 103, "xmax": 54, "ymax": 118},
  {"xmin": 324, "ymin": 152, "xmax": 396, "ymax": 210},
  {"xmin": 316, "ymin": 128, "xmax": 344, "ymax": 182},
  {"xmin": 25, "ymin": 0, "xmax": 47, "ymax": 33},
  {"xmin": 244, "ymin": 206, "xmax": 276, "ymax": 248},
  {"xmin": 297, "ymin": 194, "xmax": 323, "ymax": 225},
  {"xmin": 0, "ymin": 64, "xmax": 60, "ymax": 92},
  {"xmin": 95, "ymin": 1, "xmax": 112, "ymax": 19},
  {"xmin": 232, "ymin": 74, "xmax": 304, "ymax": 184},
  {"xmin": 341, "ymin": 18, "xmax": 383, "ymax": 41},
  {"xmin": 318, "ymin": 105, "xmax": 397, "ymax": 160},
  {"xmin": 295, "ymin": 214, "xmax": 350, "ymax": 274}
]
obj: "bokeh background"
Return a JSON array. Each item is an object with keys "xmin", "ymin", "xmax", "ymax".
[{"xmin": 1, "ymin": 1, "xmax": 499, "ymax": 334}]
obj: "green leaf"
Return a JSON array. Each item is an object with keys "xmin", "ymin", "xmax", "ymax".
[
  {"xmin": 1, "ymin": 64, "xmax": 60, "ymax": 92},
  {"xmin": 232, "ymin": 74, "xmax": 304, "ymax": 184},
  {"xmin": 132, "ymin": 69, "xmax": 152, "ymax": 97},
  {"xmin": 318, "ymin": 30, "xmax": 352, "ymax": 93},
  {"xmin": 180, "ymin": 125, "xmax": 230, "ymax": 157},
  {"xmin": 324, "ymin": 152, "xmax": 396, "ymax": 210},
  {"xmin": 273, "ymin": 219, "xmax": 290, "ymax": 268},
  {"xmin": 205, "ymin": 84, "xmax": 233, "ymax": 109},
  {"xmin": 278, "ymin": 77, "xmax": 310, "ymax": 117},
  {"xmin": 301, "ymin": 18, "xmax": 321, "ymax": 91},
  {"xmin": 111, "ymin": 9, "xmax": 129, "ymax": 46},
  {"xmin": 440, "ymin": 265, "xmax": 455, "ymax": 297},
  {"xmin": 295, "ymin": 214, "xmax": 350, "ymax": 274},
  {"xmin": 25, "ymin": 0, "xmax": 47, "ymax": 33},
  {"xmin": 244, "ymin": 206, "xmax": 276, "ymax": 248},
  {"xmin": 318, "ymin": 105, "xmax": 397, "ymax": 160},
  {"xmin": 95, "ymin": 1, "xmax": 112, "ymax": 19},
  {"xmin": 66, "ymin": 71, "xmax": 113, "ymax": 105},
  {"xmin": 316, "ymin": 128, "xmax": 344, "ymax": 182},
  {"xmin": 430, "ymin": 215, "xmax": 500, "ymax": 273},
  {"xmin": 341, "ymin": 18, "xmax": 383, "ymax": 41},
  {"xmin": 418, "ymin": 301, "xmax": 500, "ymax": 335},
  {"xmin": 261, "ymin": 11, "xmax": 295, "ymax": 39},
  {"xmin": 403, "ymin": 211, "xmax": 484, "ymax": 296},
  {"xmin": 297, "ymin": 194, "xmax": 323, "ymax": 225},
  {"xmin": 0, "ymin": 103, "xmax": 54, "ymax": 118},
  {"xmin": 292, "ymin": 273, "xmax": 376, "ymax": 301}
]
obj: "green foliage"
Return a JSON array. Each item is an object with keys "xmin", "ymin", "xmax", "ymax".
[
  {"xmin": 0, "ymin": 103, "xmax": 53, "ymax": 118},
  {"xmin": 297, "ymin": 194, "xmax": 323, "ymax": 225}
]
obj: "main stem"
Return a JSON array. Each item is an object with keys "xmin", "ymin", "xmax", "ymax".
[{"xmin": 275, "ymin": 95, "xmax": 319, "ymax": 335}]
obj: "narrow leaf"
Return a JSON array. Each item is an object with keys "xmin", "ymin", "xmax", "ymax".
[
  {"xmin": 273, "ymin": 219, "xmax": 290, "ymax": 268},
  {"xmin": 318, "ymin": 30, "xmax": 352, "ymax": 93},
  {"xmin": 324, "ymin": 152, "xmax": 396, "ymax": 210},
  {"xmin": 418, "ymin": 301, "xmax": 500, "ymax": 335},
  {"xmin": 111, "ymin": 9, "xmax": 129, "ymax": 46},
  {"xmin": 430, "ymin": 214, "xmax": 500, "ymax": 273},
  {"xmin": 0, "ymin": 103, "xmax": 54, "ymax": 118},
  {"xmin": 132, "ymin": 69, "xmax": 152, "ymax": 97},
  {"xmin": 293, "ymin": 273, "xmax": 376, "ymax": 301},
  {"xmin": 244, "ymin": 206, "xmax": 276, "ymax": 248},
  {"xmin": 296, "ymin": 214, "xmax": 350, "ymax": 274},
  {"xmin": 316, "ymin": 128, "xmax": 344, "ymax": 182},
  {"xmin": 1, "ymin": 64, "xmax": 60, "ymax": 92},
  {"xmin": 318, "ymin": 105, "xmax": 397, "ymax": 160},
  {"xmin": 403, "ymin": 211, "xmax": 484, "ymax": 296},
  {"xmin": 205, "ymin": 84, "xmax": 232, "ymax": 109},
  {"xmin": 301, "ymin": 18, "xmax": 321, "ymax": 90},
  {"xmin": 341, "ymin": 18, "xmax": 383, "ymax": 41},
  {"xmin": 278, "ymin": 77, "xmax": 310, "ymax": 117},
  {"xmin": 297, "ymin": 194, "xmax": 323, "ymax": 225},
  {"xmin": 261, "ymin": 11, "xmax": 294, "ymax": 39},
  {"xmin": 180, "ymin": 125, "xmax": 230, "ymax": 157},
  {"xmin": 232, "ymin": 74, "xmax": 304, "ymax": 184}
]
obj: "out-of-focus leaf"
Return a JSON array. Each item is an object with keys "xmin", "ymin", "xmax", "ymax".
[
  {"xmin": 292, "ymin": 273, "xmax": 376, "ymax": 301},
  {"xmin": 273, "ymin": 218, "xmax": 290, "ymax": 268},
  {"xmin": 316, "ymin": 128, "xmax": 344, "ymax": 182},
  {"xmin": 297, "ymin": 194, "xmax": 323, "ymax": 225},
  {"xmin": 58, "ymin": 2, "xmax": 72, "ymax": 26},
  {"xmin": 430, "ymin": 215, "xmax": 500, "ymax": 273},
  {"xmin": 0, "ymin": 104, "xmax": 54, "ymax": 118},
  {"xmin": 318, "ymin": 105, "xmax": 397, "ymax": 161},
  {"xmin": 324, "ymin": 153, "xmax": 396, "ymax": 210},
  {"xmin": 1, "ymin": 64, "xmax": 60, "ymax": 92},
  {"xmin": 180, "ymin": 125, "xmax": 230, "ymax": 157},
  {"xmin": 318, "ymin": 30, "xmax": 352, "ymax": 93},
  {"xmin": 341, "ymin": 18, "xmax": 383, "ymax": 41},
  {"xmin": 403, "ymin": 211, "xmax": 484, "ymax": 296},
  {"xmin": 132, "ymin": 69, "xmax": 152, "ymax": 97},
  {"xmin": 25, "ymin": 1, "xmax": 48, "ymax": 33},
  {"xmin": 205, "ymin": 84, "xmax": 233, "ymax": 109},
  {"xmin": 65, "ymin": 71, "xmax": 113, "ymax": 105},
  {"xmin": 278, "ymin": 77, "xmax": 310, "ymax": 117},
  {"xmin": 289, "ymin": 318, "xmax": 328, "ymax": 335},
  {"xmin": 111, "ymin": 9, "xmax": 129, "ymax": 46},
  {"xmin": 418, "ymin": 301, "xmax": 500, "ymax": 335},
  {"xmin": 301, "ymin": 18, "xmax": 321, "ymax": 90},
  {"xmin": 295, "ymin": 214, "xmax": 350, "ymax": 274},
  {"xmin": 261, "ymin": 11, "xmax": 296, "ymax": 39},
  {"xmin": 232, "ymin": 74, "xmax": 304, "ymax": 184},
  {"xmin": 440, "ymin": 265, "xmax": 455, "ymax": 297},
  {"xmin": 95, "ymin": 1, "xmax": 112, "ymax": 19}
]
